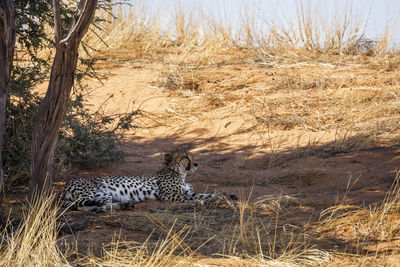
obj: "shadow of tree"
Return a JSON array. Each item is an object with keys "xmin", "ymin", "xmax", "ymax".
[{"xmin": 63, "ymin": 132, "xmax": 400, "ymax": 208}]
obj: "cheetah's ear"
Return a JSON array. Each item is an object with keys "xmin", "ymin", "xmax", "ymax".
[
  {"xmin": 175, "ymin": 142, "xmax": 194, "ymax": 152},
  {"xmin": 163, "ymin": 153, "xmax": 173, "ymax": 165}
]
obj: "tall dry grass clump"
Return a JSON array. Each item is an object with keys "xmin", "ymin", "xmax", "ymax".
[
  {"xmin": 86, "ymin": 4, "xmax": 168, "ymax": 53},
  {"xmin": 85, "ymin": 2, "xmax": 234, "ymax": 65},
  {"xmin": 261, "ymin": 3, "xmax": 364, "ymax": 53},
  {"xmin": 227, "ymin": 196, "xmax": 332, "ymax": 266},
  {"xmin": 86, "ymin": 224, "xmax": 198, "ymax": 266},
  {"xmin": 318, "ymin": 173, "xmax": 400, "ymax": 249},
  {"xmin": 0, "ymin": 194, "xmax": 67, "ymax": 267}
]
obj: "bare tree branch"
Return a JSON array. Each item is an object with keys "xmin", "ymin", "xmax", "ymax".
[
  {"xmin": 63, "ymin": 0, "xmax": 98, "ymax": 43},
  {"xmin": 53, "ymin": 0, "xmax": 62, "ymax": 47}
]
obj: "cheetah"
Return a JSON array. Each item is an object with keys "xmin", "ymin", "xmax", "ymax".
[{"xmin": 60, "ymin": 147, "xmax": 237, "ymax": 212}]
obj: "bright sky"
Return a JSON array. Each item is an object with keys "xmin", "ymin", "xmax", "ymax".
[{"xmin": 132, "ymin": 0, "xmax": 400, "ymax": 46}]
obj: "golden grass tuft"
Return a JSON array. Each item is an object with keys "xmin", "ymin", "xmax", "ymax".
[
  {"xmin": 0, "ymin": 194, "xmax": 67, "ymax": 267},
  {"xmin": 318, "ymin": 173, "xmax": 400, "ymax": 252},
  {"xmin": 86, "ymin": 224, "xmax": 198, "ymax": 266}
]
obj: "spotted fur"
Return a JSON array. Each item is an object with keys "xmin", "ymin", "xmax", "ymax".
[{"xmin": 60, "ymin": 147, "xmax": 237, "ymax": 212}]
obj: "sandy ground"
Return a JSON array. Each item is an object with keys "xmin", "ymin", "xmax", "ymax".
[{"xmin": 7, "ymin": 55, "xmax": 399, "ymax": 263}]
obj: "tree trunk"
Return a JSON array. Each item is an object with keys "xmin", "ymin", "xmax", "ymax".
[
  {"xmin": 0, "ymin": 0, "xmax": 15, "ymax": 198},
  {"xmin": 30, "ymin": 0, "xmax": 98, "ymax": 199}
]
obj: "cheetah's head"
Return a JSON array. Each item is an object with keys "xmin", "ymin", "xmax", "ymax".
[{"xmin": 162, "ymin": 147, "xmax": 198, "ymax": 175}]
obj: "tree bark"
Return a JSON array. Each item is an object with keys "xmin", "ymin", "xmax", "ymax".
[
  {"xmin": 30, "ymin": 0, "xmax": 98, "ymax": 199},
  {"xmin": 0, "ymin": 0, "xmax": 15, "ymax": 198}
]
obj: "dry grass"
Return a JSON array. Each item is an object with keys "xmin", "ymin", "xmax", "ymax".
[
  {"xmin": 86, "ymin": 224, "xmax": 198, "ymax": 266},
  {"xmin": 153, "ymin": 57, "xmax": 400, "ymax": 155},
  {"xmin": 90, "ymin": 196, "xmax": 331, "ymax": 265},
  {"xmin": 156, "ymin": 64, "xmax": 204, "ymax": 93},
  {"xmin": 319, "ymin": 173, "xmax": 400, "ymax": 244},
  {"xmin": 85, "ymin": 1, "xmax": 400, "ymax": 61},
  {"xmin": 0, "ymin": 194, "xmax": 67, "ymax": 267},
  {"xmin": 31, "ymin": 0, "xmax": 395, "ymax": 78},
  {"xmin": 2, "ymin": 186, "xmax": 398, "ymax": 265},
  {"xmin": 316, "ymin": 173, "xmax": 400, "ymax": 265},
  {"xmin": 0, "ymin": 195, "xmax": 331, "ymax": 266},
  {"xmin": 100, "ymin": 196, "xmax": 332, "ymax": 266}
]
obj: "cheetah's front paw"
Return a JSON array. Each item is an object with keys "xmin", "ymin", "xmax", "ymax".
[{"xmin": 224, "ymin": 193, "xmax": 238, "ymax": 200}]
